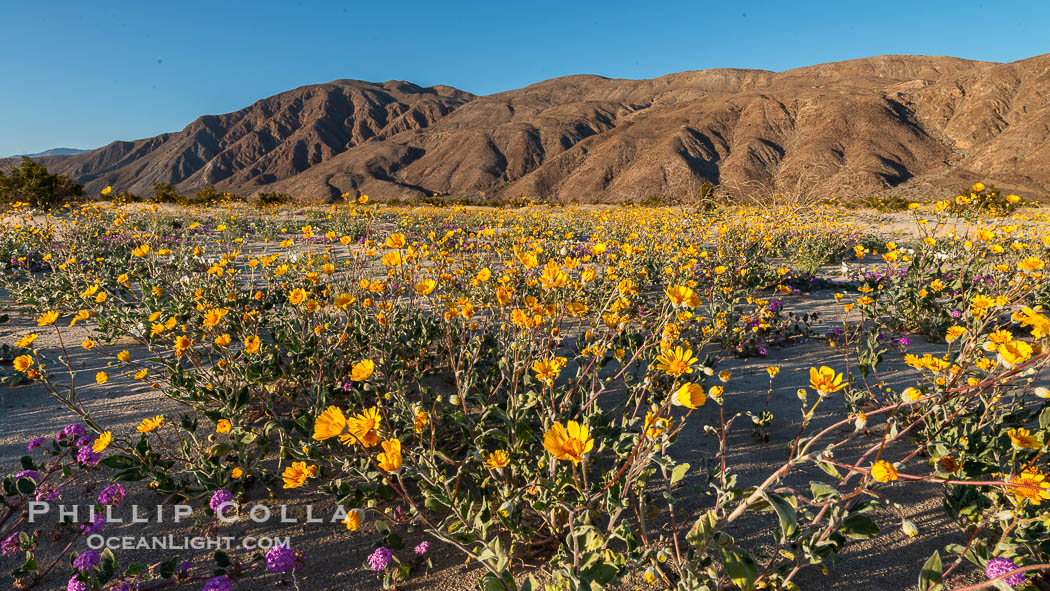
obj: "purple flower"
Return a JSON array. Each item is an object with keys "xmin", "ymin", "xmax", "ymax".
[
  {"xmin": 265, "ymin": 544, "xmax": 297, "ymax": 573},
  {"xmin": 27, "ymin": 437, "xmax": 47, "ymax": 452},
  {"xmin": 58, "ymin": 424, "xmax": 86, "ymax": 443},
  {"xmin": 897, "ymin": 337, "xmax": 911, "ymax": 346},
  {"xmin": 367, "ymin": 546, "xmax": 394, "ymax": 571},
  {"xmin": 209, "ymin": 489, "xmax": 234, "ymax": 515},
  {"xmin": 951, "ymin": 310, "xmax": 962, "ymax": 318},
  {"xmin": 67, "ymin": 577, "xmax": 88, "ymax": 591},
  {"xmin": 75, "ymin": 436, "xmax": 93, "ymax": 448},
  {"xmin": 76, "ymin": 446, "xmax": 101, "ymax": 467},
  {"xmin": 1, "ymin": 532, "xmax": 20, "ymax": 556},
  {"xmin": 15, "ymin": 470, "xmax": 41, "ymax": 482},
  {"xmin": 414, "ymin": 541, "xmax": 430, "ymax": 555},
  {"xmin": 201, "ymin": 575, "xmax": 235, "ymax": 591},
  {"xmin": 81, "ymin": 514, "xmax": 106, "ymax": 534},
  {"xmin": 98, "ymin": 483, "xmax": 126, "ymax": 506},
  {"xmin": 73, "ymin": 549, "xmax": 101, "ymax": 570},
  {"xmin": 36, "ymin": 484, "xmax": 61, "ymax": 502},
  {"xmin": 985, "ymin": 557, "xmax": 1025, "ymax": 587}
]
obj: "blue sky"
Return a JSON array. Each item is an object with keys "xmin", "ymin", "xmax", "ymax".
[{"xmin": 2, "ymin": 0, "xmax": 1048, "ymax": 156}]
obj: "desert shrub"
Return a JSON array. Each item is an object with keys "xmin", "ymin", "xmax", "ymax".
[
  {"xmin": 149, "ymin": 183, "xmax": 179, "ymax": 203},
  {"xmin": 948, "ymin": 182, "xmax": 1025, "ymax": 216},
  {"xmin": 110, "ymin": 190, "xmax": 142, "ymax": 203},
  {"xmin": 255, "ymin": 191, "xmax": 292, "ymax": 208},
  {"xmin": 178, "ymin": 185, "xmax": 235, "ymax": 206},
  {"xmin": 855, "ymin": 193, "xmax": 912, "ymax": 211},
  {"xmin": 0, "ymin": 158, "xmax": 83, "ymax": 207}
]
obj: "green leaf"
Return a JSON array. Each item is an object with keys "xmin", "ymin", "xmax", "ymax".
[
  {"xmin": 207, "ymin": 443, "xmax": 233, "ymax": 458},
  {"xmin": 686, "ymin": 510, "xmax": 718, "ymax": 553},
  {"xmin": 16, "ymin": 552, "xmax": 37, "ymax": 575},
  {"xmin": 214, "ymin": 550, "xmax": 230, "ymax": 568},
  {"xmin": 719, "ymin": 546, "xmax": 759, "ymax": 591},
  {"xmin": 670, "ymin": 462, "xmax": 690, "ymax": 485},
  {"xmin": 810, "ymin": 481, "xmax": 839, "ymax": 501},
  {"xmin": 918, "ymin": 551, "xmax": 942, "ymax": 591},
  {"xmin": 423, "ymin": 493, "xmax": 449, "ymax": 514},
  {"xmin": 98, "ymin": 548, "xmax": 116, "ymax": 584},
  {"xmin": 839, "ymin": 514, "xmax": 879, "ymax": 539},
  {"xmin": 760, "ymin": 491, "xmax": 798, "ymax": 540},
  {"xmin": 480, "ymin": 573, "xmax": 509, "ymax": 591},
  {"xmin": 158, "ymin": 555, "xmax": 181, "ymax": 579},
  {"xmin": 100, "ymin": 455, "xmax": 138, "ymax": 470},
  {"xmin": 816, "ymin": 460, "xmax": 842, "ymax": 478},
  {"xmin": 15, "ymin": 477, "xmax": 36, "ymax": 495}
]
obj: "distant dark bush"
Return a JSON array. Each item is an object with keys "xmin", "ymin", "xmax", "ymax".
[
  {"xmin": 949, "ymin": 182, "xmax": 1024, "ymax": 215},
  {"xmin": 420, "ymin": 193, "xmax": 527, "ymax": 208},
  {"xmin": 113, "ymin": 190, "xmax": 143, "ymax": 203},
  {"xmin": 187, "ymin": 186, "xmax": 224, "ymax": 205},
  {"xmin": 177, "ymin": 186, "xmax": 237, "ymax": 205},
  {"xmin": 150, "ymin": 183, "xmax": 179, "ymax": 203},
  {"xmin": 640, "ymin": 194, "xmax": 676, "ymax": 206},
  {"xmin": 856, "ymin": 194, "xmax": 912, "ymax": 211},
  {"xmin": 256, "ymin": 191, "xmax": 292, "ymax": 207},
  {"xmin": 694, "ymin": 182, "xmax": 726, "ymax": 212},
  {"xmin": 0, "ymin": 158, "xmax": 83, "ymax": 207}
]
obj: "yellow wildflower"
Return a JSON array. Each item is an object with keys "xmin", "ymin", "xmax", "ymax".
[
  {"xmin": 350, "ymin": 359, "xmax": 375, "ymax": 381},
  {"xmin": 809, "ymin": 366, "xmax": 847, "ymax": 395},
  {"xmin": 672, "ymin": 383, "xmax": 706, "ymax": 409},
  {"xmin": 376, "ymin": 439, "xmax": 402, "ymax": 473},
  {"xmin": 92, "ymin": 432, "xmax": 112, "ymax": 453},
  {"xmin": 485, "ymin": 450, "xmax": 510, "ymax": 469},
  {"xmin": 281, "ymin": 461, "xmax": 317, "ymax": 489},
  {"xmin": 543, "ymin": 421, "xmax": 594, "ymax": 464},
  {"xmin": 871, "ymin": 460, "xmax": 898, "ymax": 482},
  {"xmin": 654, "ymin": 346, "xmax": 697, "ymax": 377},
  {"xmin": 137, "ymin": 415, "xmax": 166, "ymax": 433}
]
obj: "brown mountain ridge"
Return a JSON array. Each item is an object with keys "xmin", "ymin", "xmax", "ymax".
[{"xmin": 8, "ymin": 53, "xmax": 1050, "ymax": 202}]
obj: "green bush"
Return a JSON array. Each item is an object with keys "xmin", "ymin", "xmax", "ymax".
[
  {"xmin": 949, "ymin": 182, "xmax": 1024, "ymax": 215},
  {"xmin": 0, "ymin": 158, "xmax": 83, "ymax": 207},
  {"xmin": 856, "ymin": 193, "xmax": 912, "ymax": 211},
  {"xmin": 255, "ymin": 191, "xmax": 292, "ymax": 208},
  {"xmin": 150, "ymin": 183, "xmax": 179, "ymax": 203}
]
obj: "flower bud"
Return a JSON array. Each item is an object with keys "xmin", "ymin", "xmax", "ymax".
[
  {"xmin": 901, "ymin": 387, "xmax": 923, "ymax": 404},
  {"xmin": 853, "ymin": 413, "xmax": 868, "ymax": 430}
]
